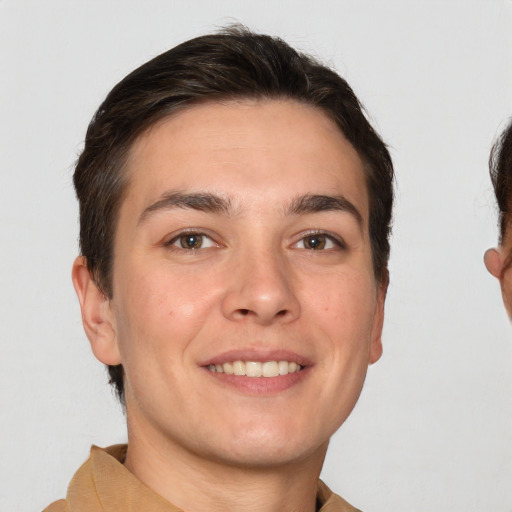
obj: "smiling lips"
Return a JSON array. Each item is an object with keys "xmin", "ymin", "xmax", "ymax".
[{"xmin": 207, "ymin": 360, "xmax": 303, "ymax": 378}]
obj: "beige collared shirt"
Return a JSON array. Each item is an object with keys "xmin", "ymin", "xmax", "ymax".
[{"xmin": 44, "ymin": 445, "xmax": 361, "ymax": 512}]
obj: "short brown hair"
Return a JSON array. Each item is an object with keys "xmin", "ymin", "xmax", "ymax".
[
  {"xmin": 490, "ymin": 118, "xmax": 512, "ymax": 244},
  {"xmin": 74, "ymin": 26, "xmax": 394, "ymax": 403}
]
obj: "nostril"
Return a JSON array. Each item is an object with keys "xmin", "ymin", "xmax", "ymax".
[
  {"xmin": 276, "ymin": 310, "xmax": 287, "ymax": 317},
  {"xmin": 239, "ymin": 309, "xmax": 250, "ymax": 316}
]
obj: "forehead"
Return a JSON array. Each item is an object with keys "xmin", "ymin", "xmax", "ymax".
[{"xmin": 123, "ymin": 99, "xmax": 369, "ymax": 221}]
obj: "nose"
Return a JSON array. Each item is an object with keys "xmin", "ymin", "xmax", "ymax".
[{"xmin": 221, "ymin": 247, "xmax": 300, "ymax": 325}]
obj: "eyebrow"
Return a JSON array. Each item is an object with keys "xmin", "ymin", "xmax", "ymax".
[
  {"xmin": 139, "ymin": 191, "xmax": 233, "ymax": 223},
  {"xmin": 286, "ymin": 194, "xmax": 363, "ymax": 226},
  {"xmin": 139, "ymin": 191, "xmax": 363, "ymax": 226}
]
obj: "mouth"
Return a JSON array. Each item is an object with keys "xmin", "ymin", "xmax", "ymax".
[{"xmin": 207, "ymin": 360, "xmax": 303, "ymax": 378}]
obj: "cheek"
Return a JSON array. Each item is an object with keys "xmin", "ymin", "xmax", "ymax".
[
  {"xmin": 304, "ymin": 269, "xmax": 377, "ymax": 334},
  {"xmin": 113, "ymin": 267, "xmax": 223, "ymax": 359},
  {"xmin": 501, "ymin": 270, "xmax": 512, "ymax": 316}
]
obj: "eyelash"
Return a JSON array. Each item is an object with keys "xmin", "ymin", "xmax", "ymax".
[
  {"xmin": 293, "ymin": 231, "xmax": 346, "ymax": 251},
  {"xmin": 164, "ymin": 230, "xmax": 218, "ymax": 251}
]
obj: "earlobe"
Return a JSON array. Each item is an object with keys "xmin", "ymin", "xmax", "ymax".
[
  {"xmin": 369, "ymin": 282, "xmax": 386, "ymax": 365},
  {"xmin": 484, "ymin": 248, "xmax": 503, "ymax": 279},
  {"xmin": 71, "ymin": 256, "xmax": 122, "ymax": 366}
]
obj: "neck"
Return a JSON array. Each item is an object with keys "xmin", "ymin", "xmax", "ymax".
[{"xmin": 124, "ymin": 422, "xmax": 327, "ymax": 512}]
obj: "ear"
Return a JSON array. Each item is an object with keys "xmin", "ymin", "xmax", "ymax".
[
  {"xmin": 484, "ymin": 248, "xmax": 504, "ymax": 278},
  {"xmin": 369, "ymin": 280, "xmax": 386, "ymax": 365},
  {"xmin": 71, "ymin": 256, "xmax": 122, "ymax": 365},
  {"xmin": 484, "ymin": 247, "xmax": 512, "ymax": 317}
]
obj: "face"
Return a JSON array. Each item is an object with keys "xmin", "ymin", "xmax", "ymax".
[
  {"xmin": 75, "ymin": 99, "xmax": 385, "ymax": 470},
  {"xmin": 485, "ymin": 241, "xmax": 512, "ymax": 317}
]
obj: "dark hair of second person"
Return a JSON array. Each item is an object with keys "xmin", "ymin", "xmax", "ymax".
[{"xmin": 484, "ymin": 118, "xmax": 512, "ymax": 315}]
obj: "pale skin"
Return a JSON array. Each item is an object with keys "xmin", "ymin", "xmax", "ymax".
[
  {"xmin": 484, "ymin": 245, "xmax": 512, "ymax": 316},
  {"xmin": 72, "ymin": 99, "xmax": 386, "ymax": 512}
]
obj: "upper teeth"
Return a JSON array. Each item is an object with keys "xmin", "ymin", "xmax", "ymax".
[{"xmin": 207, "ymin": 360, "xmax": 302, "ymax": 377}]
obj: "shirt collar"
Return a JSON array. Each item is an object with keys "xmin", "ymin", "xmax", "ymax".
[{"xmin": 66, "ymin": 445, "xmax": 360, "ymax": 512}]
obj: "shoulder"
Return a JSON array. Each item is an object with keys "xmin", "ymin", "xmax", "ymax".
[
  {"xmin": 41, "ymin": 445, "xmax": 128, "ymax": 512},
  {"xmin": 42, "ymin": 499, "xmax": 68, "ymax": 512},
  {"xmin": 318, "ymin": 480, "xmax": 362, "ymax": 512}
]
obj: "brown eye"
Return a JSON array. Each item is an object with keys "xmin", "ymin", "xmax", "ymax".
[
  {"xmin": 180, "ymin": 234, "xmax": 204, "ymax": 249},
  {"xmin": 168, "ymin": 232, "xmax": 216, "ymax": 250},
  {"xmin": 293, "ymin": 233, "xmax": 341, "ymax": 251},
  {"xmin": 303, "ymin": 235, "xmax": 327, "ymax": 250}
]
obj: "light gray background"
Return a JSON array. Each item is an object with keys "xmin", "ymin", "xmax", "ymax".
[{"xmin": 1, "ymin": 1, "xmax": 512, "ymax": 510}]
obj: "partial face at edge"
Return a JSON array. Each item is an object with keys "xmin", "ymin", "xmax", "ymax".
[
  {"xmin": 485, "ymin": 241, "xmax": 512, "ymax": 317},
  {"xmin": 78, "ymin": 99, "xmax": 386, "ymax": 469}
]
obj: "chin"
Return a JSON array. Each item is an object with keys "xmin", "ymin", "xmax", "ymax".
[
  {"xmin": 210, "ymin": 444, "xmax": 326, "ymax": 470},
  {"xmin": 201, "ymin": 423, "xmax": 330, "ymax": 470}
]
